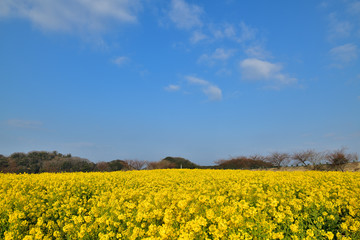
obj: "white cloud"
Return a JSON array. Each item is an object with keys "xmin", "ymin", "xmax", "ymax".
[
  {"xmin": 0, "ymin": 0, "xmax": 141, "ymax": 32},
  {"xmin": 245, "ymin": 45, "xmax": 270, "ymax": 59},
  {"xmin": 203, "ymin": 85, "xmax": 222, "ymax": 101},
  {"xmin": 329, "ymin": 43, "xmax": 358, "ymax": 62},
  {"xmin": 210, "ymin": 23, "xmax": 236, "ymax": 39},
  {"xmin": 164, "ymin": 84, "xmax": 181, "ymax": 91},
  {"xmin": 238, "ymin": 21, "xmax": 256, "ymax": 42},
  {"xmin": 190, "ymin": 30, "xmax": 207, "ymax": 44},
  {"xmin": 198, "ymin": 48, "xmax": 236, "ymax": 65},
  {"xmin": 209, "ymin": 22, "xmax": 256, "ymax": 42},
  {"xmin": 185, "ymin": 76, "xmax": 222, "ymax": 101},
  {"xmin": 211, "ymin": 48, "xmax": 235, "ymax": 60},
  {"xmin": 240, "ymin": 58, "xmax": 281, "ymax": 80},
  {"xmin": 328, "ymin": 13, "xmax": 352, "ymax": 40},
  {"xmin": 186, "ymin": 76, "xmax": 208, "ymax": 85},
  {"xmin": 240, "ymin": 58, "xmax": 297, "ymax": 86},
  {"xmin": 168, "ymin": 0, "xmax": 203, "ymax": 30},
  {"xmin": 113, "ymin": 56, "xmax": 129, "ymax": 66},
  {"xmin": 6, "ymin": 119, "xmax": 43, "ymax": 129},
  {"xmin": 223, "ymin": 24, "xmax": 236, "ymax": 38}
]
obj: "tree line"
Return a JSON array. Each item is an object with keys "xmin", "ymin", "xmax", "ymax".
[
  {"xmin": 0, "ymin": 148, "xmax": 358, "ymax": 173},
  {"xmin": 0, "ymin": 152, "xmax": 199, "ymax": 173},
  {"xmin": 216, "ymin": 148, "xmax": 358, "ymax": 171},
  {"xmin": 0, "ymin": 151, "xmax": 126, "ymax": 173}
]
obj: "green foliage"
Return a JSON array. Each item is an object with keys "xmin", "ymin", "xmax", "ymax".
[
  {"xmin": 0, "ymin": 155, "xmax": 8, "ymax": 169},
  {"xmin": 94, "ymin": 160, "xmax": 129, "ymax": 172},
  {"xmin": 162, "ymin": 156, "xmax": 199, "ymax": 169},
  {"xmin": 215, "ymin": 156, "xmax": 273, "ymax": 169},
  {"xmin": 0, "ymin": 151, "xmax": 93, "ymax": 173},
  {"xmin": 108, "ymin": 160, "xmax": 128, "ymax": 171}
]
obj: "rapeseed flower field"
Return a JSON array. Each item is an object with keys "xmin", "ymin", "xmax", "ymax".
[{"xmin": 0, "ymin": 170, "xmax": 359, "ymax": 239}]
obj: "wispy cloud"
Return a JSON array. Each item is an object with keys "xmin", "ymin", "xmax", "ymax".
[
  {"xmin": 208, "ymin": 48, "xmax": 235, "ymax": 61},
  {"xmin": 245, "ymin": 44, "xmax": 270, "ymax": 59},
  {"xmin": 190, "ymin": 30, "xmax": 207, "ymax": 44},
  {"xmin": 186, "ymin": 76, "xmax": 222, "ymax": 101},
  {"xmin": 164, "ymin": 84, "xmax": 181, "ymax": 91},
  {"xmin": 329, "ymin": 43, "xmax": 358, "ymax": 63},
  {"xmin": 113, "ymin": 56, "xmax": 130, "ymax": 66},
  {"xmin": 186, "ymin": 76, "xmax": 209, "ymax": 85},
  {"xmin": 239, "ymin": 58, "xmax": 297, "ymax": 87},
  {"xmin": 0, "ymin": 0, "xmax": 142, "ymax": 33},
  {"xmin": 208, "ymin": 22, "xmax": 256, "ymax": 43},
  {"xmin": 198, "ymin": 48, "xmax": 236, "ymax": 65},
  {"xmin": 216, "ymin": 68, "xmax": 232, "ymax": 76},
  {"xmin": 6, "ymin": 119, "xmax": 43, "ymax": 129},
  {"xmin": 168, "ymin": 0, "xmax": 203, "ymax": 30},
  {"xmin": 209, "ymin": 23, "xmax": 236, "ymax": 39},
  {"xmin": 328, "ymin": 12, "xmax": 352, "ymax": 40},
  {"xmin": 348, "ymin": 1, "xmax": 360, "ymax": 15},
  {"xmin": 237, "ymin": 21, "xmax": 257, "ymax": 42},
  {"xmin": 323, "ymin": 2, "xmax": 360, "ymax": 79}
]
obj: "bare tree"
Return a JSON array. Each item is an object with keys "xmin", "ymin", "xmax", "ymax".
[
  {"xmin": 248, "ymin": 154, "xmax": 266, "ymax": 162},
  {"xmin": 292, "ymin": 150, "xmax": 311, "ymax": 166},
  {"xmin": 307, "ymin": 151, "xmax": 326, "ymax": 170},
  {"xmin": 94, "ymin": 162, "xmax": 110, "ymax": 172},
  {"xmin": 214, "ymin": 159, "xmax": 228, "ymax": 165},
  {"xmin": 266, "ymin": 152, "xmax": 291, "ymax": 168},
  {"xmin": 292, "ymin": 150, "xmax": 325, "ymax": 170},
  {"xmin": 326, "ymin": 148, "xmax": 358, "ymax": 171},
  {"xmin": 215, "ymin": 154, "xmax": 267, "ymax": 166},
  {"xmin": 124, "ymin": 159, "xmax": 148, "ymax": 170},
  {"xmin": 146, "ymin": 161, "xmax": 159, "ymax": 170},
  {"xmin": 146, "ymin": 160, "xmax": 176, "ymax": 169}
]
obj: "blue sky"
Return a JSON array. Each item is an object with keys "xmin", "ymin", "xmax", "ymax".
[{"xmin": 1, "ymin": 0, "xmax": 359, "ymax": 165}]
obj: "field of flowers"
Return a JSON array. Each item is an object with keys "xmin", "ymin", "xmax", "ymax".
[{"xmin": 0, "ymin": 170, "xmax": 359, "ymax": 240}]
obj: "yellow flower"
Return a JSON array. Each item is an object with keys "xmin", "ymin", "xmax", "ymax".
[
  {"xmin": 306, "ymin": 229, "xmax": 314, "ymax": 237},
  {"xmin": 341, "ymin": 222, "xmax": 348, "ymax": 231},
  {"xmin": 272, "ymin": 232, "xmax": 284, "ymax": 239},
  {"xmin": 206, "ymin": 209, "xmax": 215, "ymax": 220},
  {"xmin": 4, "ymin": 231, "xmax": 15, "ymax": 240},
  {"xmin": 324, "ymin": 231, "xmax": 334, "ymax": 240},
  {"xmin": 53, "ymin": 231, "xmax": 61, "ymax": 238},
  {"xmin": 0, "ymin": 169, "xmax": 359, "ymax": 239},
  {"xmin": 290, "ymin": 224, "xmax": 298, "ymax": 233},
  {"xmin": 62, "ymin": 223, "xmax": 74, "ymax": 233}
]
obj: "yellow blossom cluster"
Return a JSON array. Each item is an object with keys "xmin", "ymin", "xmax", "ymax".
[{"xmin": 0, "ymin": 170, "xmax": 359, "ymax": 239}]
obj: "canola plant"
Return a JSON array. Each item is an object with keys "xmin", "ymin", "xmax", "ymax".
[{"xmin": 0, "ymin": 170, "xmax": 359, "ymax": 239}]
